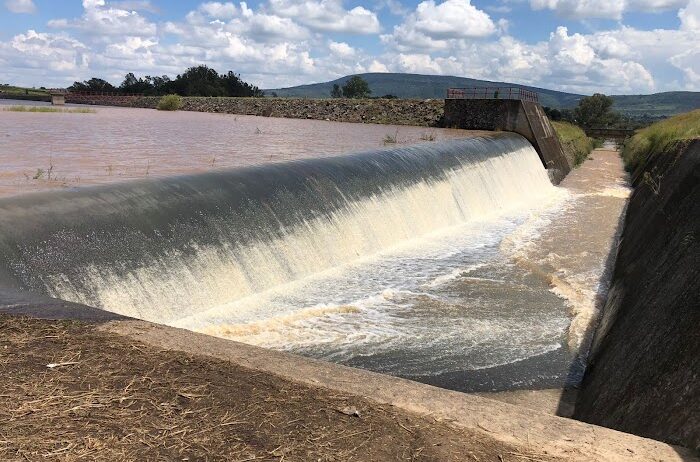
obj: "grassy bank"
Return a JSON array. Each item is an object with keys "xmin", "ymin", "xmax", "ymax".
[
  {"xmin": 0, "ymin": 85, "xmax": 49, "ymax": 96},
  {"xmin": 552, "ymin": 121, "xmax": 594, "ymax": 167},
  {"xmin": 622, "ymin": 109, "xmax": 700, "ymax": 172}
]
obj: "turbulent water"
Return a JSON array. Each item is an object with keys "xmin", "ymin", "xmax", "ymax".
[{"xmin": 0, "ymin": 132, "xmax": 626, "ymax": 392}]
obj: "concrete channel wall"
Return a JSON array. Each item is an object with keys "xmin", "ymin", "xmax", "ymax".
[{"xmin": 575, "ymin": 139, "xmax": 700, "ymax": 451}]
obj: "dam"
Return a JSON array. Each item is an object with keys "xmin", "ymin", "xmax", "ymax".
[
  {"xmin": 2, "ymin": 103, "xmax": 693, "ymax": 460},
  {"xmin": 0, "ymin": 105, "xmax": 623, "ymax": 393}
]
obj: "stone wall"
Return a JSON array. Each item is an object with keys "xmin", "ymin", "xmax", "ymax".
[
  {"xmin": 66, "ymin": 95, "xmax": 446, "ymax": 127},
  {"xmin": 574, "ymin": 139, "xmax": 700, "ymax": 451}
]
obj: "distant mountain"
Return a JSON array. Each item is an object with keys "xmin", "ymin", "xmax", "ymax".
[{"xmin": 266, "ymin": 73, "xmax": 700, "ymax": 117}]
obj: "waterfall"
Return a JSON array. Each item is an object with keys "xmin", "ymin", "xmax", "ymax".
[{"xmin": 0, "ymin": 133, "xmax": 556, "ymax": 323}]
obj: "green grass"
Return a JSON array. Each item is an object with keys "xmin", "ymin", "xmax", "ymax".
[
  {"xmin": 0, "ymin": 84, "xmax": 49, "ymax": 96},
  {"xmin": 552, "ymin": 121, "xmax": 594, "ymax": 167},
  {"xmin": 2, "ymin": 105, "xmax": 95, "ymax": 113},
  {"xmin": 157, "ymin": 94, "xmax": 182, "ymax": 111},
  {"xmin": 622, "ymin": 109, "xmax": 700, "ymax": 171}
]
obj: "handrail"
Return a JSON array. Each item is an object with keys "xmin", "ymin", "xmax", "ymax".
[{"xmin": 446, "ymin": 87, "xmax": 539, "ymax": 103}]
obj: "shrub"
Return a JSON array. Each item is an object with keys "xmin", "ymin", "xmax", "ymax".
[
  {"xmin": 157, "ymin": 94, "xmax": 182, "ymax": 111},
  {"xmin": 552, "ymin": 121, "xmax": 594, "ymax": 167},
  {"xmin": 622, "ymin": 109, "xmax": 700, "ymax": 172}
]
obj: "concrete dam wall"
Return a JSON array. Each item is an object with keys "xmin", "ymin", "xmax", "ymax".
[
  {"xmin": 444, "ymin": 99, "xmax": 573, "ymax": 184},
  {"xmin": 575, "ymin": 139, "xmax": 700, "ymax": 451},
  {"xmin": 0, "ymin": 133, "xmax": 553, "ymax": 325}
]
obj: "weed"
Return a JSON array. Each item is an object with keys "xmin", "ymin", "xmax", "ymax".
[
  {"xmin": 383, "ymin": 129, "xmax": 399, "ymax": 145},
  {"xmin": 3, "ymin": 106, "xmax": 95, "ymax": 113},
  {"xmin": 156, "ymin": 94, "xmax": 182, "ymax": 111},
  {"xmin": 419, "ymin": 131, "xmax": 437, "ymax": 141},
  {"xmin": 642, "ymin": 169, "xmax": 661, "ymax": 195},
  {"xmin": 33, "ymin": 169, "xmax": 44, "ymax": 180}
]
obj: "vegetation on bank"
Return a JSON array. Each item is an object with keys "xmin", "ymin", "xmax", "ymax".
[
  {"xmin": 622, "ymin": 109, "xmax": 700, "ymax": 172},
  {"xmin": 2, "ymin": 105, "xmax": 95, "ymax": 113},
  {"xmin": 0, "ymin": 84, "xmax": 49, "ymax": 96},
  {"xmin": 552, "ymin": 121, "xmax": 594, "ymax": 167},
  {"xmin": 156, "ymin": 94, "xmax": 182, "ymax": 111},
  {"xmin": 68, "ymin": 65, "xmax": 263, "ymax": 97}
]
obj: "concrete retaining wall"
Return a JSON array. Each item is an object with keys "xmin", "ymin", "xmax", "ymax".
[
  {"xmin": 575, "ymin": 139, "xmax": 700, "ymax": 451},
  {"xmin": 443, "ymin": 99, "xmax": 572, "ymax": 183}
]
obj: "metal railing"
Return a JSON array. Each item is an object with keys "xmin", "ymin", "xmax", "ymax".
[{"xmin": 446, "ymin": 87, "xmax": 539, "ymax": 103}]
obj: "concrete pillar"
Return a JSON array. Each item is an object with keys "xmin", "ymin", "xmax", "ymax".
[{"xmin": 50, "ymin": 94, "xmax": 65, "ymax": 106}]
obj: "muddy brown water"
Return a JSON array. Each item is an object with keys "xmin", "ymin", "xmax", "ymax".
[{"xmin": 0, "ymin": 101, "xmax": 467, "ymax": 198}]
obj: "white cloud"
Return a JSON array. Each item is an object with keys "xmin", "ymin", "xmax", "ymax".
[
  {"xmin": 4, "ymin": 0, "xmax": 36, "ymax": 13},
  {"xmin": 199, "ymin": 1, "xmax": 238, "ymax": 19},
  {"xmin": 530, "ymin": 0, "xmax": 686, "ymax": 19},
  {"xmin": 380, "ymin": 0, "xmax": 496, "ymax": 52},
  {"xmin": 375, "ymin": 0, "xmax": 410, "ymax": 16},
  {"xmin": 412, "ymin": 0, "xmax": 496, "ymax": 39},
  {"xmin": 0, "ymin": 30, "xmax": 88, "ymax": 86},
  {"xmin": 379, "ymin": 23, "xmax": 663, "ymax": 93},
  {"xmin": 329, "ymin": 41, "xmax": 356, "ymax": 57},
  {"xmin": 680, "ymin": 0, "xmax": 700, "ymax": 30},
  {"xmin": 110, "ymin": 1, "xmax": 159, "ymax": 13},
  {"xmin": 268, "ymin": 0, "xmax": 381, "ymax": 33},
  {"xmin": 0, "ymin": 0, "xmax": 698, "ymax": 92},
  {"xmin": 368, "ymin": 59, "xmax": 389, "ymax": 72},
  {"xmin": 48, "ymin": 0, "xmax": 157, "ymax": 37}
]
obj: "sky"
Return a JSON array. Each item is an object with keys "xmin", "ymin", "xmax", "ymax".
[{"xmin": 1, "ymin": 0, "xmax": 699, "ymax": 94}]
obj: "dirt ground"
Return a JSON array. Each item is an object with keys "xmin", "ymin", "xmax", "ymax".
[{"xmin": 0, "ymin": 315, "xmax": 559, "ymax": 462}]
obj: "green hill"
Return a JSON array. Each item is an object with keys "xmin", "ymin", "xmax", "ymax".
[{"xmin": 266, "ymin": 73, "xmax": 700, "ymax": 117}]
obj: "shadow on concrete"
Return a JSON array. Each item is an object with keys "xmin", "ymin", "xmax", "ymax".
[{"xmin": 0, "ymin": 286, "xmax": 127, "ymax": 322}]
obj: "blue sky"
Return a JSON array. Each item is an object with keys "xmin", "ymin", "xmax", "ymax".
[{"xmin": 1, "ymin": 0, "xmax": 698, "ymax": 93}]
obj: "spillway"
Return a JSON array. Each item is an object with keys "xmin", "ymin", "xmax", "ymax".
[{"xmin": 0, "ymin": 132, "xmax": 577, "ymax": 391}]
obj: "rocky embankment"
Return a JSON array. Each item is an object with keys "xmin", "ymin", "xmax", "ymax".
[
  {"xmin": 574, "ymin": 139, "xmax": 699, "ymax": 451},
  {"xmin": 65, "ymin": 95, "xmax": 445, "ymax": 126}
]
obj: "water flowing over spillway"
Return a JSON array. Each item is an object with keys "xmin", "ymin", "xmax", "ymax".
[{"xmin": 0, "ymin": 133, "xmax": 582, "ymax": 391}]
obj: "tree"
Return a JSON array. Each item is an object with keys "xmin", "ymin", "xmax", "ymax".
[
  {"xmin": 221, "ymin": 71, "xmax": 263, "ymax": 97},
  {"xmin": 68, "ymin": 78, "xmax": 117, "ymax": 92},
  {"xmin": 66, "ymin": 65, "xmax": 262, "ymax": 97},
  {"xmin": 341, "ymin": 76, "xmax": 371, "ymax": 98},
  {"xmin": 543, "ymin": 106, "xmax": 562, "ymax": 121},
  {"xmin": 119, "ymin": 73, "xmax": 154, "ymax": 94},
  {"xmin": 172, "ymin": 65, "xmax": 226, "ymax": 97},
  {"xmin": 330, "ymin": 83, "xmax": 342, "ymax": 98},
  {"xmin": 573, "ymin": 93, "xmax": 620, "ymax": 128}
]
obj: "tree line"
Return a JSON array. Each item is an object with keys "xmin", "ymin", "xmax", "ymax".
[
  {"xmin": 68, "ymin": 65, "xmax": 263, "ymax": 97},
  {"xmin": 544, "ymin": 93, "xmax": 630, "ymax": 128}
]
